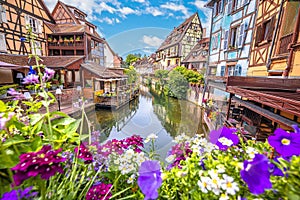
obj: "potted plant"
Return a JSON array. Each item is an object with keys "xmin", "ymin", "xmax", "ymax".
[
  {"xmin": 76, "ymin": 36, "xmax": 82, "ymax": 41},
  {"xmin": 47, "ymin": 37, "xmax": 52, "ymax": 42},
  {"xmin": 69, "ymin": 37, "xmax": 74, "ymax": 43}
]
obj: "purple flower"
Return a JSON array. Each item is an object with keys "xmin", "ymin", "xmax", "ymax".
[
  {"xmin": 86, "ymin": 183, "xmax": 112, "ymax": 200},
  {"xmin": 23, "ymin": 74, "xmax": 39, "ymax": 84},
  {"xmin": 138, "ymin": 160, "xmax": 162, "ymax": 200},
  {"xmin": 269, "ymin": 157, "xmax": 287, "ymax": 177},
  {"xmin": 42, "ymin": 68, "xmax": 55, "ymax": 82},
  {"xmin": 240, "ymin": 154, "xmax": 272, "ymax": 195},
  {"xmin": 292, "ymin": 124, "xmax": 300, "ymax": 134},
  {"xmin": 268, "ymin": 128, "xmax": 300, "ymax": 157},
  {"xmin": 7, "ymin": 88, "xmax": 25, "ymax": 100},
  {"xmin": 11, "ymin": 145, "xmax": 66, "ymax": 186},
  {"xmin": 1, "ymin": 186, "xmax": 38, "ymax": 200},
  {"xmin": 209, "ymin": 126, "xmax": 239, "ymax": 150},
  {"xmin": 75, "ymin": 143, "xmax": 93, "ymax": 164}
]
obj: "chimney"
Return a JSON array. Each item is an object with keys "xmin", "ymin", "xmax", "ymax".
[{"xmin": 202, "ymin": 28, "xmax": 206, "ymax": 38}]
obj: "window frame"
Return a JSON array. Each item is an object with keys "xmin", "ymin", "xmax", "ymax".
[{"xmin": 0, "ymin": 32, "xmax": 7, "ymax": 52}]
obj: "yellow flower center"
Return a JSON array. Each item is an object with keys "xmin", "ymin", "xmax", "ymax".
[
  {"xmin": 39, "ymin": 153, "xmax": 45, "ymax": 158},
  {"xmin": 227, "ymin": 182, "xmax": 232, "ymax": 188},
  {"xmin": 281, "ymin": 138, "xmax": 291, "ymax": 145}
]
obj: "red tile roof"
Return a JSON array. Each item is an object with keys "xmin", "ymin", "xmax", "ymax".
[{"xmin": 0, "ymin": 54, "xmax": 84, "ymax": 69}]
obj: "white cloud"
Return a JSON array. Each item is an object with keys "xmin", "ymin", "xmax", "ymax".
[
  {"xmin": 160, "ymin": 2, "xmax": 190, "ymax": 18},
  {"xmin": 142, "ymin": 35, "xmax": 164, "ymax": 47},
  {"xmin": 145, "ymin": 7, "xmax": 164, "ymax": 16},
  {"xmin": 118, "ymin": 7, "xmax": 137, "ymax": 17},
  {"xmin": 98, "ymin": 17, "xmax": 120, "ymax": 25},
  {"xmin": 132, "ymin": 0, "xmax": 146, "ymax": 3},
  {"xmin": 97, "ymin": 2, "xmax": 116, "ymax": 14}
]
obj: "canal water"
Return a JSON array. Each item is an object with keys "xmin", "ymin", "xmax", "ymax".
[{"xmin": 87, "ymin": 85, "xmax": 206, "ymax": 159}]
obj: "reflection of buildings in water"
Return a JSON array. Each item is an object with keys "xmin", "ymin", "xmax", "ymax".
[
  {"xmin": 93, "ymin": 97, "xmax": 140, "ymax": 140},
  {"xmin": 151, "ymin": 89, "xmax": 204, "ymax": 137}
]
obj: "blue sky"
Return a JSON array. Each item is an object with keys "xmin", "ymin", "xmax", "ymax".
[{"xmin": 44, "ymin": 0, "xmax": 211, "ymax": 58}]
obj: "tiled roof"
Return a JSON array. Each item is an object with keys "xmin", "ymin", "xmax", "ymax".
[
  {"xmin": 0, "ymin": 54, "xmax": 84, "ymax": 68},
  {"xmin": 182, "ymin": 37, "xmax": 210, "ymax": 63},
  {"xmin": 158, "ymin": 13, "xmax": 198, "ymax": 51},
  {"xmin": 48, "ymin": 24, "xmax": 86, "ymax": 34},
  {"xmin": 81, "ymin": 62, "xmax": 127, "ymax": 79}
]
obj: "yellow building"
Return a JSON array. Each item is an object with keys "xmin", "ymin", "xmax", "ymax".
[
  {"xmin": 156, "ymin": 12, "xmax": 203, "ymax": 70},
  {"xmin": 248, "ymin": 0, "xmax": 300, "ymax": 77}
]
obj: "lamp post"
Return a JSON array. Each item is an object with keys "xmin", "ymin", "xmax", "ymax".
[
  {"xmin": 16, "ymin": 73, "xmax": 23, "ymax": 86},
  {"xmin": 55, "ymin": 88, "xmax": 62, "ymax": 111}
]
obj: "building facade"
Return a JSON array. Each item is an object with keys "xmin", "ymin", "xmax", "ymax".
[
  {"xmin": 204, "ymin": 0, "xmax": 257, "ymax": 130},
  {"xmin": 156, "ymin": 12, "xmax": 203, "ymax": 70}
]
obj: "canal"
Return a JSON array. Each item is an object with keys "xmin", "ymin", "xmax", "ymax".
[{"xmin": 87, "ymin": 85, "xmax": 207, "ymax": 159}]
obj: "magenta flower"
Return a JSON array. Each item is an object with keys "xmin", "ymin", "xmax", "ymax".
[
  {"xmin": 86, "ymin": 183, "xmax": 112, "ymax": 200},
  {"xmin": 1, "ymin": 186, "xmax": 38, "ymax": 200},
  {"xmin": 240, "ymin": 154, "xmax": 272, "ymax": 195},
  {"xmin": 292, "ymin": 124, "xmax": 300, "ymax": 134},
  {"xmin": 75, "ymin": 143, "xmax": 93, "ymax": 164},
  {"xmin": 138, "ymin": 160, "xmax": 162, "ymax": 200},
  {"xmin": 11, "ymin": 145, "xmax": 66, "ymax": 186},
  {"xmin": 209, "ymin": 126, "xmax": 239, "ymax": 150},
  {"xmin": 22, "ymin": 74, "xmax": 39, "ymax": 84},
  {"xmin": 268, "ymin": 128, "xmax": 300, "ymax": 157},
  {"xmin": 167, "ymin": 142, "xmax": 192, "ymax": 169}
]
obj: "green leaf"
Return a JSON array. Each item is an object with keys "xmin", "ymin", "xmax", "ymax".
[
  {"xmin": 0, "ymin": 100, "xmax": 6, "ymax": 112},
  {"xmin": 31, "ymin": 135, "xmax": 42, "ymax": 151},
  {"xmin": 65, "ymin": 119, "xmax": 81, "ymax": 135},
  {"xmin": 48, "ymin": 91, "xmax": 56, "ymax": 100},
  {"xmin": 2, "ymin": 135, "xmax": 27, "ymax": 149},
  {"xmin": 30, "ymin": 113, "xmax": 44, "ymax": 125},
  {"xmin": 41, "ymin": 100, "xmax": 50, "ymax": 107},
  {"xmin": 53, "ymin": 117, "xmax": 76, "ymax": 126},
  {"xmin": 51, "ymin": 111, "xmax": 69, "ymax": 118}
]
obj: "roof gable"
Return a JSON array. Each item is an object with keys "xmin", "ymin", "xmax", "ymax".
[
  {"xmin": 158, "ymin": 12, "xmax": 201, "ymax": 50},
  {"xmin": 52, "ymin": 1, "xmax": 79, "ymax": 24}
]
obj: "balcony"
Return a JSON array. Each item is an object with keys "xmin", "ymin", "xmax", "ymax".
[{"xmin": 47, "ymin": 35, "xmax": 84, "ymax": 50}]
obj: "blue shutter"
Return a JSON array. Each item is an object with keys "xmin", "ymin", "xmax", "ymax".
[
  {"xmin": 234, "ymin": 64, "xmax": 242, "ymax": 76},
  {"xmin": 220, "ymin": 66, "xmax": 225, "ymax": 76},
  {"xmin": 238, "ymin": 23, "xmax": 247, "ymax": 48},
  {"xmin": 227, "ymin": 0, "xmax": 232, "ymax": 14},
  {"xmin": 223, "ymin": 29, "xmax": 229, "ymax": 51},
  {"xmin": 213, "ymin": 2, "xmax": 217, "ymax": 16}
]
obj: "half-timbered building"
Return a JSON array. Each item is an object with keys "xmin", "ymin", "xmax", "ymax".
[
  {"xmin": 48, "ymin": 1, "xmax": 104, "ymax": 64},
  {"xmin": 181, "ymin": 36, "xmax": 209, "ymax": 73},
  {"xmin": 0, "ymin": 0, "xmax": 55, "ymax": 55},
  {"xmin": 225, "ymin": 0, "xmax": 300, "ymax": 140},
  {"xmin": 204, "ymin": 0, "xmax": 257, "ymax": 130},
  {"xmin": 156, "ymin": 12, "xmax": 203, "ymax": 70}
]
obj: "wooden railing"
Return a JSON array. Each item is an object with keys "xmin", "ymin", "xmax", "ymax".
[
  {"xmin": 226, "ymin": 76, "xmax": 300, "ymax": 91},
  {"xmin": 278, "ymin": 33, "xmax": 293, "ymax": 55}
]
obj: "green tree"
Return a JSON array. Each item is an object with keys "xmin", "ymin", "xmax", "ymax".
[
  {"xmin": 154, "ymin": 69, "xmax": 169, "ymax": 89},
  {"xmin": 167, "ymin": 70, "xmax": 189, "ymax": 99},
  {"xmin": 124, "ymin": 65, "xmax": 138, "ymax": 84},
  {"xmin": 125, "ymin": 54, "xmax": 140, "ymax": 67}
]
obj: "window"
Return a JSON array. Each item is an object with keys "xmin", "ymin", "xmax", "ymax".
[
  {"xmin": 234, "ymin": 64, "xmax": 242, "ymax": 76},
  {"xmin": 31, "ymin": 41, "xmax": 41, "ymax": 55},
  {"xmin": 223, "ymin": 29, "xmax": 229, "ymax": 50},
  {"xmin": 202, "ymin": 50, "xmax": 208, "ymax": 56},
  {"xmin": 212, "ymin": 34, "xmax": 219, "ymax": 50},
  {"xmin": 227, "ymin": 66, "xmax": 235, "ymax": 76},
  {"xmin": 232, "ymin": 0, "xmax": 242, "ymax": 11},
  {"xmin": 0, "ymin": 33, "xmax": 7, "ymax": 52},
  {"xmin": 255, "ymin": 16, "xmax": 275, "ymax": 46},
  {"xmin": 220, "ymin": 66, "xmax": 225, "ymax": 76},
  {"xmin": 167, "ymin": 60, "xmax": 171, "ymax": 66},
  {"xmin": 229, "ymin": 27, "xmax": 238, "ymax": 49},
  {"xmin": 238, "ymin": 23, "xmax": 247, "ymax": 48},
  {"xmin": 214, "ymin": 0, "xmax": 224, "ymax": 16},
  {"xmin": 25, "ymin": 15, "xmax": 42, "ymax": 33},
  {"xmin": 0, "ymin": 5, "xmax": 7, "ymax": 23}
]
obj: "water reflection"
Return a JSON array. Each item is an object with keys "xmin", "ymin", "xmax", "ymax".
[{"xmin": 89, "ymin": 86, "xmax": 205, "ymax": 159}]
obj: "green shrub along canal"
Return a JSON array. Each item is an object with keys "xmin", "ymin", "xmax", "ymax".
[{"xmin": 86, "ymin": 85, "xmax": 207, "ymax": 159}]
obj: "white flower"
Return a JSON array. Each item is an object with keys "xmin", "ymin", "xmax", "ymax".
[
  {"xmin": 207, "ymin": 170, "xmax": 221, "ymax": 195},
  {"xmin": 203, "ymin": 143, "xmax": 217, "ymax": 153},
  {"xmin": 216, "ymin": 164, "xmax": 226, "ymax": 173},
  {"xmin": 144, "ymin": 133, "xmax": 158, "ymax": 143},
  {"xmin": 127, "ymin": 174, "xmax": 136, "ymax": 184},
  {"xmin": 220, "ymin": 174, "xmax": 239, "ymax": 195},
  {"xmin": 246, "ymin": 146, "xmax": 258, "ymax": 159},
  {"xmin": 218, "ymin": 137, "xmax": 233, "ymax": 147},
  {"xmin": 165, "ymin": 154, "xmax": 176, "ymax": 163},
  {"xmin": 173, "ymin": 133, "xmax": 189, "ymax": 143},
  {"xmin": 220, "ymin": 193, "xmax": 229, "ymax": 200},
  {"xmin": 197, "ymin": 176, "xmax": 211, "ymax": 193}
]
